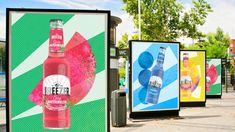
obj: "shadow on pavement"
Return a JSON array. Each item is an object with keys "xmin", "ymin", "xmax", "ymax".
[
  {"xmin": 125, "ymin": 124, "xmax": 144, "ymax": 128},
  {"xmin": 159, "ymin": 121, "xmax": 235, "ymax": 131},
  {"xmin": 180, "ymin": 115, "xmax": 221, "ymax": 120}
]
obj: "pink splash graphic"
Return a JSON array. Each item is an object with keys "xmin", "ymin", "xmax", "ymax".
[
  {"xmin": 29, "ymin": 32, "xmax": 96, "ymax": 106},
  {"xmin": 206, "ymin": 63, "xmax": 218, "ymax": 92}
]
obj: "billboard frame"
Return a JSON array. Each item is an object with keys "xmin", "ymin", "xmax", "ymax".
[
  {"xmin": 206, "ymin": 58, "xmax": 222, "ymax": 98},
  {"xmin": 180, "ymin": 50, "xmax": 206, "ymax": 107},
  {"xmin": 6, "ymin": 8, "xmax": 110, "ymax": 132},
  {"xmin": 129, "ymin": 40, "xmax": 180, "ymax": 119}
]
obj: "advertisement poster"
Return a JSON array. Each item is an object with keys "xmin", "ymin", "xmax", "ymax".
[
  {"xmin": 7, "ymin": 9, "xmax": 109, "ymax": 132},
  {"xmin": 180, "ymin": 51, "xmax": 206, "ymax": 104},
  {"xmin": 129, "ymin": 40, "xmax": 179, "ymax": 117},
  {"xmin": 206, "ymin": 59, "xmax": 222, "ymax": 97}
]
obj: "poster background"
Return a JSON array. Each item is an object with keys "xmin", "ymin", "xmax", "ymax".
[
  {"xmin": 206, "ymin": 59, "xmax": 222, "ymax": 96},
  {"xmin": 7, "ymin": 9, "xmax": 109, "ymax": 132},
  {"xmin": 131, "ymin": 41, "xmax": 179, "ymax": 112},
  {"xmin": 180, "ymin": 51, "xmax": 206, "ymax": 102}
]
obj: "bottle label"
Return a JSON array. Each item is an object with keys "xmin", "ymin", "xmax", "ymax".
[
  {"xmin": 49, "ymin": 28, "xmax": 64, "ymax": 52},
  {"xmin": 43, "ymin": 75, "xmax": 70, "ymax": 111},
  {"xmin": 180, "ymin": 76, "xmax": 192, "ymax": 90},
  {"xmin": 180, "ymin": 76, "xmax": 192, "ymax": 84},
  {"xmin": 149, "ymin": 76, "xmax": 162, "ymax": 88}
]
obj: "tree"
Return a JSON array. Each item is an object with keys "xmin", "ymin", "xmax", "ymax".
[
  {"xmin": 184, "ymin": 27, "xmax": 230, "ymax": 58},
  {"xmin": 123, "ymin": 0, "xmax": 212, "ymax": 41},
  {"xmin": 117, "ymin": 33, "xmax": 129, "ymax": 49},
  {"xmin": 181, "ymin": 0, "xmax": 212, "ymax": 40},
  {"xmin": 203, "ymin": 27, "xmax": 230, "ymax": 58}
]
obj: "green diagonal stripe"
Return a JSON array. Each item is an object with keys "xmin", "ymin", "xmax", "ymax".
[
  {"xmin": 12, "ymin": 99, "xmax": 105, "ymax": 132},
  {"xmin": 12, "ymin": 65, "xmax": 42, "ymax": 117},
  {"xmin": 206, "ymin": 83, "xmax": 222, "ymax": 95},
  {"xmin": 12, "ymin": 13, "xmax": 74, "ymax": 70},
  {"xmin": 88, "ymin": 32, "xmax": 105, "ymax": 74}
]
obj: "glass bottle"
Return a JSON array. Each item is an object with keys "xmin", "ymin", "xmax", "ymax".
[
  {"xmin": 43, "ymin": 19, "xmax": 70, "ymax": 129},
  {"xmin": 145, "ymin": 47, "xmax": 166, "ymax": 104}
]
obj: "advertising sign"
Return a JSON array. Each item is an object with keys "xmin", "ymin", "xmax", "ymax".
[
  {"xmin": 7, "ymin": 9, "xmax": 110, "ymax": 132},
  {"xmin": 206, "ymin": 59, "xmax": 222, "ymax": 98},
  {"xmin": 129, "ymin": 40, "xmax": 180, "ymax": 118},
  {"xmin": 180, "ymin": 50, "xmax": 206, "ymax": 106}
]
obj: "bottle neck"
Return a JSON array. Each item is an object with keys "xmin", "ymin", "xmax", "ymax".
[
  {"xmin": 49, "ymin": 27, "xmax": 64, "ymax": 54},
  {"xmin": 183, "ymin": 57, "xmax": 189, "ymax": 67},
  {"xmin": 156, "ymin": 51, "xmax": 165, "ymax": 67}
]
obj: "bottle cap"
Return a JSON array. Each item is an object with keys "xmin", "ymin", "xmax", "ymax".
[{"xmin": 50, "ymin": 19, "xmax": 63, "ymax": 28}]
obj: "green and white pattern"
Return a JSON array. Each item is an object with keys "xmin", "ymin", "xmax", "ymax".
[
  {"xmin": 206, "ymin": 59, "xmax": 221, "ymax": 96},
  {"xmin": 9, "ymin": 11, "xmax": 108, "ymax": 132}
]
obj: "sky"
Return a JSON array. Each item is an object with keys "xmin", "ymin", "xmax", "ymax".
[{"xmin": 1, "ymin": 0, "xmax": 235, "ymax": 45}]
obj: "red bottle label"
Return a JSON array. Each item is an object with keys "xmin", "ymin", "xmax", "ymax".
[{"xmin": 49, "ymin": 28, "xmax": 64, "ymax": 52}]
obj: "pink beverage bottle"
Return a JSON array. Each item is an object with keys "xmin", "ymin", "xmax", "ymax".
[{"xmin": 43, "ymin": 19, "xmax": 70, "ymax": 129}]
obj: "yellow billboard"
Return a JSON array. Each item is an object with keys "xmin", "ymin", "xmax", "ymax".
[{"xmin": 180, "ymin": 51, "xmax": 206, "ymax": 103}]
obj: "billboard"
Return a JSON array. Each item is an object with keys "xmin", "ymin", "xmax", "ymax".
[
  {"xmin": 7, "ymin": 9, "xmax": 109, "ymax": 132},
  {"xmin": 180, "ymin": 50, "xmax": 206, "ymax": 106},
  {"xmin": 129, "ymin": 40, "xmax": 180, "ymax": 118},
  {"xmin": 206, "ymin": 59, "xmax": 222, "ymax": 97}
]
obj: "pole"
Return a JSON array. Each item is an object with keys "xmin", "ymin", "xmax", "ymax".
[
  {"xmin": 225, "ymin": 64, "xmax": 228, "ymax": 93},
  {"xmin": 138, "ymin": 0, "xmax": 141, "ymax": 40}
]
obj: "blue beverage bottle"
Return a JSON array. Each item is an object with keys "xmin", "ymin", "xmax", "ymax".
[{"xmin": 145, "ymin": 47, "xmax": 166, "ymax": 104}]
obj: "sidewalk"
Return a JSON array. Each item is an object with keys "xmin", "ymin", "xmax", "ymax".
[
  {"xmin": 111, "ymin": 91, "xmax": 235, "ymax": 132},
  {"xmin": 1, "ymin": 91, "xmax": 235, "ymax": 131}
]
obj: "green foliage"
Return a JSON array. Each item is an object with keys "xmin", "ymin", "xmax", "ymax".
[
  {"xmin": 181, "ymin": 0, "xmax": 212, "ymax": 39},
  {"xmin": 180, "ymin": 43, "xmax": 186, "ymax": 50},
  {"xmin": 119, "ymin": 67, "xmax": 126, "ymax": 78},
  {"xmin": 0, "ymin": 47, "xmax": 5, "ymax": 72},
  {"xmin": 131, "ymin": 34, "xmax": 139, "ymax": 40},
  {"xmin": 184, "ymin": 43, "xmax": 204, "ymax": 50},
  {"xmin": 203, "ymin": 27, "xmax": 229, "ymax": 58},
  {"xmin": 184, "ymin": 27, "xmax": 230, "ymax": 58},
  {"xmin": 117, "ymin": 33, "xmax": 129, "ymax": 49},
  {"xmin": 123, "ymin": 0, "xmax": 212, "ymax": 41}
]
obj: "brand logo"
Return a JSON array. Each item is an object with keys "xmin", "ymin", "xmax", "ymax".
[
  {"xmin": 43, "ymin": 75, "xmax": 70, "ymax": 96},
  {"xmin": 149, "ymin": 76, "xmax": 162, "ymax": 88},
  {"xmin": 44, "ymin": 82, "xmax": 69, "ymax": 95},
  {"xmin": 180, "ymin": 76, "xmax": 192, "ymax": 85},
  {"xmin": 43, "ymin": 75, "xmax": 70, "ymax": 111}
]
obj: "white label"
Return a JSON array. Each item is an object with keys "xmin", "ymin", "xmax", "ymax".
[
  {"xmin": 43, "ymin": 75, "xmax": 70, "ymax": 95},
  {"xmin": 149, "ymin": 76, "xmax": 162, "ymax": 88},
  {"xmin": 180, "ymin": 76, "xmax": 192, "ymax": 84}
]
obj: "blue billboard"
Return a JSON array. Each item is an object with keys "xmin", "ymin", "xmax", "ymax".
[{"xmin": 129, "ymin": 40, "xmax": 180, "ymax": 118}]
